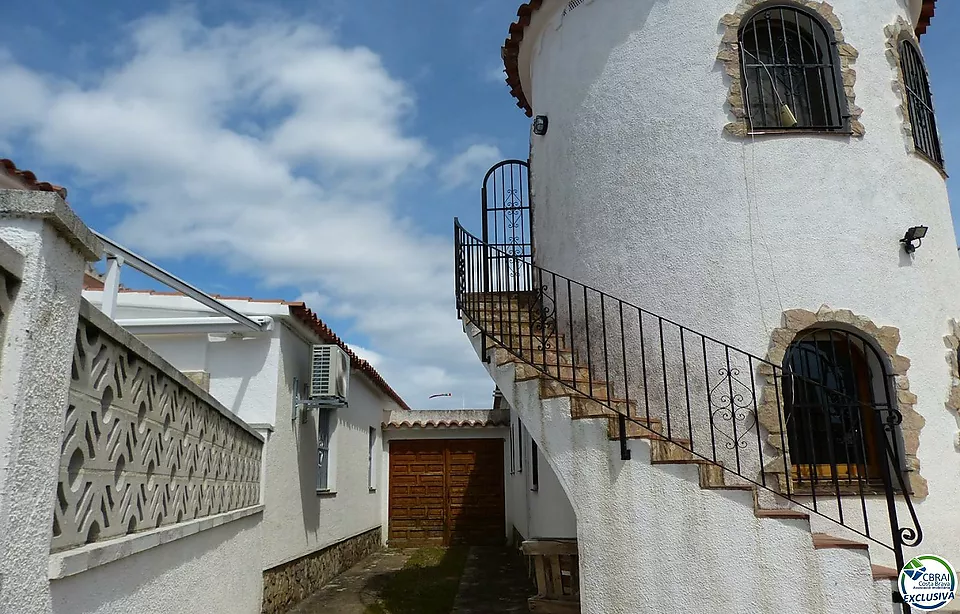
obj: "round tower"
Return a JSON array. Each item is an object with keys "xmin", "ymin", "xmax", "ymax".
[{"xmin": 500, "ymin": 0, "xmax": 958, "ymax": 581}]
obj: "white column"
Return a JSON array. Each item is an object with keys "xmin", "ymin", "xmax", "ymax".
[{"xmin": 0, "ymin": 189, "xmax": 101, "ymax": 614}]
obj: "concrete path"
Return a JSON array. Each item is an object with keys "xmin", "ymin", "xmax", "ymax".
[
  {"xmin": 289, "ymin": 546, "xmax": 534, "ymax": 613},
  {"xmin": 287, "ymin": 549, "xmax": 412, "ymax": 614},
  {"xmin": 451, "ymin": 547, "xmax": 534, "ymax": 613}
]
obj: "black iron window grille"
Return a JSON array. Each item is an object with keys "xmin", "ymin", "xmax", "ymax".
[
  {"xmin": 739, "ymin": 5, "xmax": 847, "ymax": 132},
  {"xmin": 900, "ymin": 39, "xmax": 945, "ymax": 170}
]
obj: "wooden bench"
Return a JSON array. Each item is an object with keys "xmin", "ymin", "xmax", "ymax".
[{"xmin": 521, "ymin": 539, "xmax": 580, "ymax": 613}]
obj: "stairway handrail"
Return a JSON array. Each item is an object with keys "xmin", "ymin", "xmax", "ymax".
[{"xmin": 454, "ymin": 217, "xmax": 921, "ymax": 590}]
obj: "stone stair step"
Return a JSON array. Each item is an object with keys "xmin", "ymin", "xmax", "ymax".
[
  {"xmin": 698, "ymin": 464, "xmax": 755, "ymax": 491},
  {"xmin": 539, "ymin": 378, "xmax": 621, "ymax": 401},
  {"xmin": 811, "ymin": 533, "xmax": 869, "ymax": 550},
  {"xmin": 605, "ymin": 416, "xmax": 663, "ymax": 440},
  {"xmin": 569, "ymin": 397, "xmax": 639, "ymax": 419},
  {"xmin": 496, "ymin": 348, "xmax": 575, "ymax": 366},
  {"xmin": 871, "ymin": 565, "xmax": 898, "ymax": 580},
  {"xmin": 472, "ymin": 325, "xmax": 569, "ymax": 350},
  {"xmin": 514, "ymin": 362, "xmax": 591, "ymax": 383},
  {"xmin": 754, "ymin": 508, "xmax": 810, "ymax": 521},
  {"xmin": 649, "ymin": 440, "xmax": 710, "ymax": 465},
  {"xmin": 469, "ymin": 307, "xmax": 537, "ymax": 322}
]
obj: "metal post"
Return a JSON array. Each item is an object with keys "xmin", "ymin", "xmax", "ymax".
[{"xmin": 101, "ymin": 255, "xmax": 123, "ymax": 319}]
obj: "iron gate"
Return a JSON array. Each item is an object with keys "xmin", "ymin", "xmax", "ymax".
[{"xmin": 481, "ymin": 160, "xmax": 532, "ymax": 292}]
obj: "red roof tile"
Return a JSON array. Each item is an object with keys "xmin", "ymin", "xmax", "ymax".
[
  {"xmin": 288, "ymin": 303, "xmax": 409, "ymax": 410},
  {"xmin": 917, "ymin": 0, "xmax": 937, "ymax": 36},
  {"xmin": 501, "ymin": 0, "xmax": 938, "ymax": 117},
  {"xmin": 383, "ymin": 409, "xmax": 509, "ymax": 429},
  {"xmin": 0, "ymin": 159, "xmax": 68, "ymax": 201}
]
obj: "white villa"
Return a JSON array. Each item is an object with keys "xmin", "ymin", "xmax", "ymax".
[
  {"xmin": 453, "ymin": 0, "xmax": 958, "ymax": 612},
  {"xmin": 0, "ymin": 0, "xmax": 958, "ymax": 613}
]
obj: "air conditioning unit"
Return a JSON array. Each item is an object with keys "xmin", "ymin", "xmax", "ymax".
[{"xmin": 310, "ymin": 344, "xmax": 351, "ymax": 405}]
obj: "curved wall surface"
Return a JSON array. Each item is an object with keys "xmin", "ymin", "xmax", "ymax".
[{"xmin": 521, "ymin": 0, "xmax": 959, "ymax": 566}]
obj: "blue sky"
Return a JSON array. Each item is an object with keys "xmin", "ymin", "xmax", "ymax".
[{"xmin": 0, "ymin": 1, "xmax": 957, "ymax": 409}]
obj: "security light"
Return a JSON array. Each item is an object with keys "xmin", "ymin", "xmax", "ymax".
[
  {"xmin": 533, "ymin": 115, "xmax": 549, "ymax": 136},
  {"xmin": 900, "ymin": 226, "xmax": 928, "ymax": 253}
]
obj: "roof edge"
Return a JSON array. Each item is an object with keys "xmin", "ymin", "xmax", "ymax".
[{"xmin": 502, "ymin": 0, "xmax": 938, "ymax": 115}]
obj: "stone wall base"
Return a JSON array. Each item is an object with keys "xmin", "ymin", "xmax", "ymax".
[{"xmin": 261, "ymin": 527, "xmax": 382, "ymax": 614}]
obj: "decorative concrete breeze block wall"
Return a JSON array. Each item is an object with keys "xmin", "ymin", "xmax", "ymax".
[{"xmin": 53, "ymin": 300, "xmax": 263, "ymax": 552}]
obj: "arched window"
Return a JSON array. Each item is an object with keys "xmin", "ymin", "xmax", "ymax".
[
  {"xmin": 781, "ymin": 329, "xmax": 899, "ymax": 488},
  {"xmin": 900, "ymin": 40, "xmax": 945, "ymax": 169},
  {"xmin": 739, "ymin": 5, "xmax": 847, "ymax": 132}
]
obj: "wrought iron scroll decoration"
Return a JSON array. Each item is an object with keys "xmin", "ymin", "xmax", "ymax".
[{"xmin": 709, "ymin": 367, "xmax": 758, "ymax": 449}]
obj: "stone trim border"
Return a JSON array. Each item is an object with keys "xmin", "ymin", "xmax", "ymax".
[
  {"xmin": 942, "ymin": 320, "xmax": 960, "ymax": 434},
  {"xmin": 718, "ymin": 0, "xmax": 864, "ymax": 138},
  {"xmin": 884, "ymin": 17, "xmax": 948, "ymax": 178},
  {"xmin": 757, "ymin": 306, "xmax": 927, "ymax": 498},
  {"xmin": 261, "ymin": 526, "xmax": 382, "ymax": 614},
  {"xmin": 48, "ymin": 504, "xmax": 264, "ymax": 580}
]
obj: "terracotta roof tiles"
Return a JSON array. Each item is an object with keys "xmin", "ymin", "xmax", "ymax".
[
  {"xmin": 917, "ymin": 0, "xmax": 937, "ymax": 36},
  {"xmin": 288, "ymin": 303, "xmax": 409, "ymax": 410},
  {"xmin": 501, "ymin": 0, "xmax": 938, "ymax": 117},
  {"xmin": 383, "ymin": 409, "xmax": 509, "ymax": 429},
  {"xmin": 0, "ymin": 159, "xmax": 68, "ymax": 201}
]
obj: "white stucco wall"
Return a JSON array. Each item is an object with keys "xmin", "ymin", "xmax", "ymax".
[
  {"xmin": 468, "ymin": 324, "xmax": 896, "ymax": 614},
  {"xmin": 81, "ymin": 294, "xmax": 401, "ymax": 573},
  {"xmin": 49, "ymin": 514, "xmax": 263, "ymax": 614},
  {"xmin": 0, "ymin": 191, "xmax": 100, "ymax": 614},
  {"xmin": 261, "ymin": 320, "xmax": 396, "ymax": 569},
  {"xmin": 520, "ymin": 0, "xmax": 959, "ymax": 567},
  {"xmin": 506, "ymin": 411, "xmax": 577, "ymax": 541}
]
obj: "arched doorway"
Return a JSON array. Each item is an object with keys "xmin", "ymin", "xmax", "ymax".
[{"xmin": 781, "ymin": 328, "xmax": 897, "ymax": 487}]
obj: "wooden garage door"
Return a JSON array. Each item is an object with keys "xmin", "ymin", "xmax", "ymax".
[{"xmin": 389, "ymin": 439, "xmax": 505, "ymax": 546}]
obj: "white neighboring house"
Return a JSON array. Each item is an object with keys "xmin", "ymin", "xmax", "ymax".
[{"xmin": 81, "ymin": 278, "xmax": 407, "ymax": 614}]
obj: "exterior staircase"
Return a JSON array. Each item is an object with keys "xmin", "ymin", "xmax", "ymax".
[{"xmin": 454, "ymin": 220, "xmax": 919, "ymax": 614}]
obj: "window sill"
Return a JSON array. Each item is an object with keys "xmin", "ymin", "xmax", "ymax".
[
  {"xmin": 317, "ymin": 489, "xmax": 337, "ymax": 497},
  {"xmin": 369, "ymin": 487, "xmax": 377, "ymax": 493},
  {"xmin": 911, "ymin": 149, "xmax": 949, "ymax": 179},
  {"xmin": 530, "ymin": 486, "xmax": 539, "ymax": 492},
  {"xmin": 747, "ymin": 129, "xmax": 855, "ymax": 137},
  {"xmin": 48, "ymin": 504, "xmax": 265, "ymax": 580}
]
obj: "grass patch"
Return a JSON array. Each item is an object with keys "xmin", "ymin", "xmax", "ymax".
[{"xmin": 364, "ymin": 547, "xmax": 469, "ymax": 614}]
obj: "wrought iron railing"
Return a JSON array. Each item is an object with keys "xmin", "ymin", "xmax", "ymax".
[{"xmin": 454, "ymin": 218, "xmax": 920, "ymax": 597}]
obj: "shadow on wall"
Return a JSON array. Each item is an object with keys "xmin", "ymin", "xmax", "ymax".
[
  {"xmin": 298, "ymin": 411, "xmax": 321, "ymax": 535},
  {"xmin": 207, "ymin": 336, "xmax": 271, "ymax": 415},
  {"xmin": 50, "ymin": 514, "xmax": 262, "ymax": 614}
]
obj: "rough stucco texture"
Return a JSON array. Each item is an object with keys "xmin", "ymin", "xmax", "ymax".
[
  {"xmin": 0, "ymin": 218, "xmax": 89, "ymax": 614},
  {"xmin": 49, "ymin": 513, "xmax": 263, "ymax": 614},
  {"xmin": 504, "ymin": 415, "xmax": 577, "ymax": 541},
  {"xmin": 469, "ymin": 326, "xmax": 891, "ymax": 614},
  {"xmin": 261, "ymin": 323, "xmax": 396, "ymax": 570},
  {"xmin": 524, "ymin": 0, "xmax": 958, "ymax": 569}
]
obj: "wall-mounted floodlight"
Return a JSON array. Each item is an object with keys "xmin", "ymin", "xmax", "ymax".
[
  {"xmin": 900, "ymin": 226, "xmax": 928, "ymax": 254},
  {"xmin": 533, "ymin": 115, "xmax": 549, "ymax": 136}
]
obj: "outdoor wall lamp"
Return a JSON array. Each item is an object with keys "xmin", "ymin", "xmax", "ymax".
[
  {"xmin": 532, "ymin": 115, "xmax": 549, "ymax": 136},
  {"xmin": 900, "ymin": 225, "xmax": 928, "ymax": 253}
]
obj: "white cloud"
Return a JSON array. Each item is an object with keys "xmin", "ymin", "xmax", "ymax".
[
  {"xmin": 0, "ymin": 8, "xmax": 493, "ymax": 407},
  {"xmin": 484, "ymin": 63, "xmax": 506, "ymax": 84},
  {"xmin": 348, "ymin": 345, "xmax": 384, "ymax": 368},
  {"xmin": 439, "ymin": 143, "xmax": 503, "ymax": 190}
]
